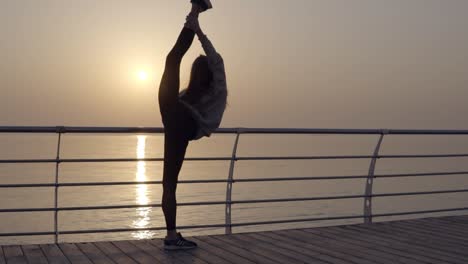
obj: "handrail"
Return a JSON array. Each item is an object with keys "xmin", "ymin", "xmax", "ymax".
[
  {"xmin": 1, "ymin": 171, "xmax": 468, "ymax": 188},
  {"xmin": 0, "ymin": 126, "xmax": 467, "ymax": 243},
  {"xmin": 1, "ymin": 189, "xmax": 468, "ymax": 213},
  {"xmin": 2, "ymin": 126, "xmax": 468, "ymax": 134},
  {"xmin": 3, "ymin": 153, "xmax": 468, "ymax": 164}
]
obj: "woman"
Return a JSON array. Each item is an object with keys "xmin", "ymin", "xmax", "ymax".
[{"xmin": 158, "ymin": 1, "xmax": 227, "ymax": 250}]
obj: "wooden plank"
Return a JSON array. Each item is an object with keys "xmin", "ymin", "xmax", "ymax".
[
  {"xmin": 260, "ymin": 231, "xmax": 355, "ymax": 264},
  {"xmin": 93, "ymin": 242, "xmax": 137, "ymax": 264},
  {"xmin": 201, "ymin": 235, "xmax": 278, "ymax": 264},
  {"xmin": 326, "ymin": 225, "xmax": 454, "ymax": 264},
  {"xmin": 252, "ymin": 232, "xmax": 337, "ymax": 264},
  {"xmin": 2, "ymin": 246, "xmax": 27, "ymax": 264},
  {"xmin": 112, "ymin": 241, "xmax": 157, "ymax": 264},
  {"xmin": 283, "ymin": 229, "xmax": 405, "ymax": 264},
  {"xmin": 0, "ymin": 247, "xmax": 6, "ymax": 264},
  {"xmin": 451, "ymin": 215, "xmax": 468, "ymax": 222},
  {"xmin": 391, "ymin": 223, "xmax": 468, "ymax": 256},
  {"xmin": 372, "ymin": 221, "xmax": 468, "ymax": 256},
  {"xmin": 189, "ymin": 237, "xmax": 253, "ymax": 264},
  {"xmin": 209, "ymin": 235, "xmax": 284, "ymax": 264},
  {"xmin": 391, "ymin": 221, "xmax": 468, "ymax": 249},
  {"xmin": 245, "ymin": 232, "xmax": 329, "ymax": 264},
  {"xmin": 280, "ymin": 229, "xmax": 382, "ymax": 264},
  {"xmin": 167, "ymin": 237, "xmax": 234, "ymax": 264},
  {"xmin": 316, "ymin": 226, "xmax": 432, "ymax": 264},
  {"xmin": 222, "ymin": 233, "xmax": 313, "ymax": 264},
  {"xmin": 129, "ymin": 240, "xmax": 182, "ymax": 264},
  {"xmin": 345, "ymin": 225, "xmax": 467, "ymax": 264},
  {"xmin": 433, "ymin": 216, "xmax": 468, "ymax": 225},
  {"xmin": 426, "ymin": 217, "xmax": 468, "ymax": 229},
  {"xmin": 40, "ymin": 244, "xmax": 70, "ymax": 264},
  {"xmin": 226, "ymin": 233, "xmax": 299, "ymax": 264},
  {"xmin": 322, "ymin": 226, "xmax": 430, "ymax": 263},
  {"xmin": 146, "ymin": 239, "xmax": 209, "ymax": 264},
  {"xmin": 21, "ymin": 245, "xmax": 48, "ymax": 264},
  {"xmin": 240, "ymin": 233, "xmax": 327, "ymax": 264},
  {"xmin": 58, "ymin": 244, "xmax": 92, "ymax": 264},
  {"xmin": 192, "ymin": 236, "xmax": 260, "ymax": 264},
  {"xmin": 344, "ymin": 223, "xmax": 461, "ymax": 262},
  {"xmin": 75, "ymin": 243, "xmax": 112, "ymax": 264},
  {"xmin": 397, "ymin": 219, "xmax": 468, "ymax": 240},
  {"xmin": 403, "ymin": 219, "xmax": 468, "ymax": 242}
]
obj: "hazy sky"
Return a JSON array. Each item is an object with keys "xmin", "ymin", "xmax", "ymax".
[{"xmin": 2, "ymin": 0, "xmax": 468, "ymax": 129}]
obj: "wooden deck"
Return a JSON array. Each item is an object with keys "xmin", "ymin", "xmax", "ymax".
[{"xmin": 1, "ymin": 215, "xmax": 467, "ymax": 264}]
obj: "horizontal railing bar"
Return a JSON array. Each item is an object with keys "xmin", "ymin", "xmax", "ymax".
[
  {"xmin": 231, "ymin": 207, "xmax": 468, "ymax": 227},
  {"xmin": 2, "ymin": 126, "xmax": 468, "ymax": 135},
  {"xmin": 234, "ymin": 176, "xmax": 368, "ymax": 181},
  {"xmin": 0, "ymin": 157, "xmax": 227, "ymax": 164},
  {"xmin": 233, "ymin": 195, "xmax": 365, "ymax": 204},
  {"xmin": 230, "ymin": 215, "xmax": 366, "ymax": 227},
  {"xmin": 3, "ymin": 189, "xmax": 467, "ymax": 213},
  {"xmin": 0, "ymin": 180, "xmax": 227, "ymax": 188},
  {"xmin": 0, "ymin": 159, "xmax": 58, "ymax": 164},
  {"xmin": 57, "ymin": 201, "xmax": 224, "ymax": 211},
  {"xmin": 2, "ymin": 207, "xmax": 467, "ymax": 237},
  {"xmin": 2, "ymin": 171, "xmax": 467, "ymax": 189},
  {"xmin": 373, "ymin": 189, "xmax": 468, "ymax": 198},
  {"xmin": 2, "ymin": 153, "xmax": 468, "ymax": 164},
  {"xmin": 0, "ymin": 156, "xmax": 371, "ymax": 164},
  {"xmin": 0, "ymin": 208, "xmax": 56, "ymax": 213},
  {"xmin": 375, "ymin": 171, "xmax": 468, "ymax": 178},
  {"xmin": 379, "ymin": 154, "xmax": 468, "ymax": 159},
  {"xmin": 0, "ymin": 231, "xmax": 55, "ymax": 237},
  {"xmin": 372, "ymin": 207, "xmax": 468, "ymax": 218},
  {"xmin": 230, "ymin": 189, "xmax": 468, "ymax": 204},
  {"xmin": 59, "ymin": 224, "xmax": 228, "ymax": 235},
  {"xmin": 0, "ymin": 177, "xmax": 362, "ymax": 188},
  {"xmin": 236, "ymin": 155, "xmax": 374, "ymax": 161}
]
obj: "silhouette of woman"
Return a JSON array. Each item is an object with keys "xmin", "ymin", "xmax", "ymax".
[{"xmin": 158, "ymin": 0, "xmax": 227, "ymax": 250}]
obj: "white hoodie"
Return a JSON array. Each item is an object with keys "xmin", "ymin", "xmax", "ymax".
[{"xmin": 178, "ymin": 34, "xmax": 228, "ymax": 140}]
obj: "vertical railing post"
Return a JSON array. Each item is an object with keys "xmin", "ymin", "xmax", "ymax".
[
  {"xmin": 225, "ymin": 129, "xmax": 242, "ymax": 234},
  {"xmin": 364, "ymin": 130, "xmax": 387, "ymax": 224},
  {"xmin": 54, "ymin": 126, "xmax": 64, "ymax": 244}
]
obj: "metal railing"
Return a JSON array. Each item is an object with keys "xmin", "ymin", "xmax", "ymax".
[{"xmin": 1, "ymin": 126, "xmax": 468, "ymax": 244}]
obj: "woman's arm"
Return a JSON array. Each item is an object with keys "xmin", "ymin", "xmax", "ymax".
[{"xmin": 186, "ymin": 17, "xmax": 226, "ymax": 91}]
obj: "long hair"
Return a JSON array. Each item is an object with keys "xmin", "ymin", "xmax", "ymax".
[{"xmin": 186, "ymin": 55, "xmax": 213, "ymax": 98}]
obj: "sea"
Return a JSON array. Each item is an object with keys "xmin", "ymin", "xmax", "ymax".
[{"xmin": 1, "ymin": 132, "xmax": 467, "ymax": 245}]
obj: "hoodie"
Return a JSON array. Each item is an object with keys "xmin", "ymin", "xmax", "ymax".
[{"xmin": 178, "ymin": 33, "xmax": 228, "ymax": 140}]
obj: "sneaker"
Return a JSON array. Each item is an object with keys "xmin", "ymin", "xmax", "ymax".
[
  {"xmin": 191, "ymin": 0, "xmax": 213, "ymax": 12},
  {"xmin": 164, "ymin": 232, "xmax": 198, "ymax": 250}
]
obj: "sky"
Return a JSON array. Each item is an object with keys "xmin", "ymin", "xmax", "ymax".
[{"xmin": 1, "ymin": 0, "xmax": 468, "ymax": 129}]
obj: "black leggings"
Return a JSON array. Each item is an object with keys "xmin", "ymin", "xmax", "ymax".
[{"xmin": 159, "ymin": 27, "xmax": 198, "ymax": 231}]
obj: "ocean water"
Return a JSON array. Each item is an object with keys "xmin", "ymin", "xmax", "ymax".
[{"xmin": 1, "ymin": 132, "xmax": 467, "ymax": 245}]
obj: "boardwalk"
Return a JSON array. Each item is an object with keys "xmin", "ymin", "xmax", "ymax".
[{"xmin": 1, "ymin": 215, "xmax": 467, "ymax": 264}]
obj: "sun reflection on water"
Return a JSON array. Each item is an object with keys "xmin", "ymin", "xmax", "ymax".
[{"xmin": 132, "ymin": 135, "xmax": 155, "ymax": 239}]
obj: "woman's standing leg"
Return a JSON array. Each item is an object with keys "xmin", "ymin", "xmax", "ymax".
[{"xmin": 161, "ymin": 129, "xmax": 190, "ymax": 232}]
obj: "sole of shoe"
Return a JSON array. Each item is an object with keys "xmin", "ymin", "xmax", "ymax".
[
  {"xmin": 191, "ymin": 0, "xmax": 212, "ymax": 11},
  {"xmin": 203, "ymin": 0, "xmax": 213, "ymax": 9},
  {"xmin": 164, "ymin": 245, "xmax": 197, "ymax": 251}
]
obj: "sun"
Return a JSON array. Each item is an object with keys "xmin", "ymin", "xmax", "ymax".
[{"xmin": 137, "ymin": 71, "xmax": 149, "ymax": 81}]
